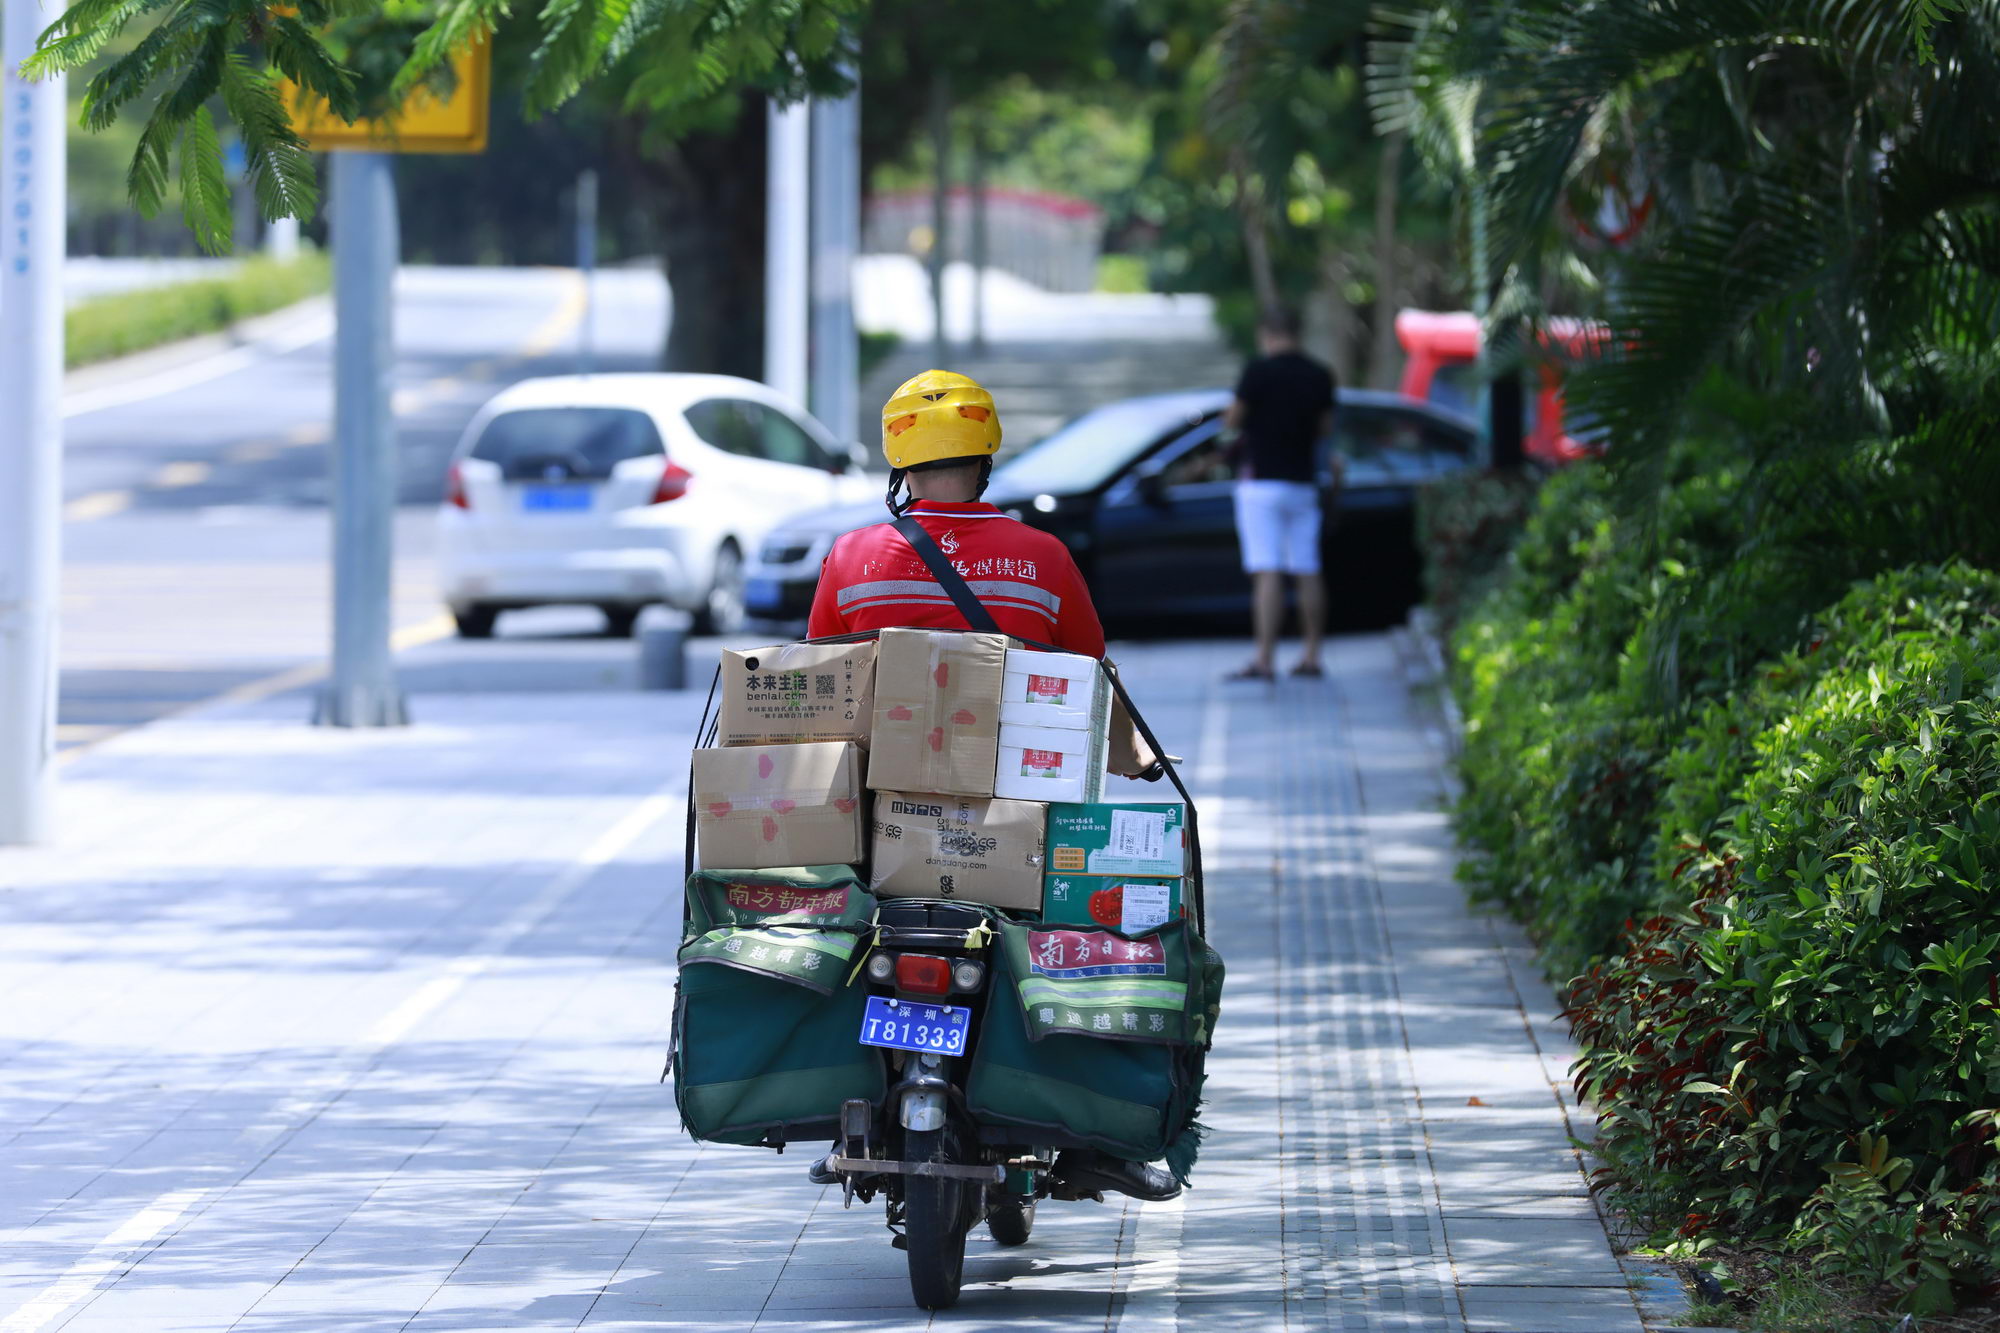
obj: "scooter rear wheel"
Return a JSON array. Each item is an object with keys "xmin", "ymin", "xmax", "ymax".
[{"xmin": 903, "ymin": 1126, "xmax": 970, "ymax": 1310}]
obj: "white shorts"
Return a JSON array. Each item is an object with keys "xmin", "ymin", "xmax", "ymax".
[{"xmin": 1234, "ymin": 480, "xmax": 1322, "ymax": 575}]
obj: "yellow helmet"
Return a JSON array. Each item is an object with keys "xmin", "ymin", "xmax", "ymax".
[{"xmin": 881, "ymin": 369, "xmax": 1002, "ymax": 470}]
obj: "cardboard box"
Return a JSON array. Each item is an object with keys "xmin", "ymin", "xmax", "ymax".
[
  {"xmin": 993, "ymin": 722, "xmax": 1106, "ymax": 804},
  {"xmin": 867, "ymin": 628, "xmax": 1008, "ymax": 797},
  {"xmin": 1046, "ymin": 802, "xmax": 1188, "ymax": 878},
  {"xmin": 1042, "ymin": 873, "xmax": 1184, "ymax": 934},
  {"xmin": 870, "ymin": 791, "xmax": 1048, "ymax": 911},
  {"xmin": 1000, "ymin": 647, "xmax": 1110, "ymax": 731},
  {"xmin": 694, "ymin": 742, "xmax": 864, "ymax": 870},
  {"xmin": 718, "ymin": 641, "xmax": 875, "ymax": 746}
]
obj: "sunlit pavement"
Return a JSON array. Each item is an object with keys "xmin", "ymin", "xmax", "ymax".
[{"xmin": 0, "ymin": 633, "xmax": 1640, "ymax": 1332}]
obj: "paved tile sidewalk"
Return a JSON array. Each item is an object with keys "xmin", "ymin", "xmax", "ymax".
[{"xmin": 0, "ymin": 634, "xmax": 1644, "ymax": 1331}]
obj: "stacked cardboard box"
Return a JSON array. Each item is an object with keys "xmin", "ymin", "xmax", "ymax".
[
  {"xmin": 692, "ymin": 741, "xmax": 865, "ymax": 870},
  {"xmin": 1039, "ymin": 801, "xmax": 1189, "ymax": 933},
  {"xmin": 992, "ymin": 647, "xmax": 1109, "ymax": 803}
]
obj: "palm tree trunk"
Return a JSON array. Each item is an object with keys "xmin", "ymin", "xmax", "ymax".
[
  {"xmin": 1230, "ymin": 146, "xmax": 1280, "ymax": 313},
  {"xmin": 1370, "ymin": 131, "xmax": 1405, "ymax": 389}
]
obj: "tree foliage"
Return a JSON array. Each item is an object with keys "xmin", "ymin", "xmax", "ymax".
[{"xmin": 21, "ymin": 0, "xmax": 862, "ymax": 253}]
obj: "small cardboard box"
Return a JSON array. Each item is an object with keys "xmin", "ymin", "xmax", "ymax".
[
  {"xmin": 1046, "ymin": 802, "xmax": 1188, "ymax": 878},
  {"xmin": 1000, "ymin": 647, "xmax": 1110, "ymax": 731},
  {"xmin": 718, "ymin": 641, "xmax": 875, "ymax": 746},
  {"xmin": 870, "ymin": 791, "xmax": 1048, "ymax": 910},
  {"xmin": 694, "ymin": 742, "xmax": 864, "ymax": 870},
  {"xmin": 1042, "ymin": 873, "xmax": 1184, "ymax": 934},
  {"xmin": 993, "ymin": 722, "xmax": 1106, "ymax": 804},
  {"xmin": 867, "ymin": 628, "xmax": 1008, "ymax": 797}
]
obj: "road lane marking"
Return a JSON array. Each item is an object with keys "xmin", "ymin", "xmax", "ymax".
[
  {"xmin": 225, "ymin": 440, "xmax": 279, "ymax": 464},
  {"xmin": 286, "ymin": 422, "xmax": 326, "ymax": 446},
  {"xmin": 0, "ymin": 787, "xmax": 676, "ymax": 1332},
  {"xmin": 55, "ymin": 612, "xmax": 457, "ymax": 767},
  {"xmin": 60, "ymin": 307, "xmax": 333, "ymax": 419},
  {"xmin": 62, "ymin": 491, "xmax": 132, "ymax": 522},
  {"xmin": 150, "ymin": 461, "xmax": 211, "ymax": 489},
  {"xmin": 0, "ymin": 1189, "xmax": 207, "ymax": 1333},
  {"xmin": 517, "ymin": 270, "xmax": 589, "ymax": 359}
]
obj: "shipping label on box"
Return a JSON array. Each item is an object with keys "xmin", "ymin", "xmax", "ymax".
[
  {"xmin": 1000, "ymin": 647, "xmax": 1110, "ymax": 731},
  {"xmin": 694, "ymin": 742, "xmax": 864, "ymax": 870},
  {"xmin": 994, "ymin": 722, "xmax": 1105, "ymax": 804},
  {"xmin": 1046, "ymin": 802, "xmax": 1188, "ymax": 877},
  {"xmin": 719, "ymin": 641, "xmax": 875, "ymax": 746},
  {"xmin": 867, "ymin": 628, "xmax": 1008, "ymax": 797},
  {"xmin": 870, "ymin": 791, "xmax": 1048, "ymax": 911},
  {"xmin": 1042, "ymin": 873, "xmax": 1184, "ymax": 934}
]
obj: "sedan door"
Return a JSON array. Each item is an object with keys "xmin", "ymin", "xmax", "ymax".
[{"xmin": 1088, "ymin": 417, "xmax": 1248, "ymax": 619}]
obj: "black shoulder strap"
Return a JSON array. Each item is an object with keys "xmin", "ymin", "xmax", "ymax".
[{"xmin": 892, "ymin": 515, "xmax": 1002, "ymax": 634}]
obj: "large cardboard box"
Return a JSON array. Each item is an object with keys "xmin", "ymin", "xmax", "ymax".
[
  {"xmin": 1046, "ymin": 802, "xmax": 1188, "ymax": 878},
  {"xmin": 1000, "ymin": 647, "xmax": 1110, "ymax": 731},
  {"xmin": 718, "ymin": 641, "xmax": 875, "ymax": 746},
  {"xmin": 993, "ymin": 722, "xmax": 1106, "ymax": 804},
  {"xmin": 694, "ymin": 742, "xmax": 864, "ymax": 870},
  {"xmin": 1042, "ymin": 873, "xmax": 1184, "ymax": 934},
  {"xmin": 870, "ymin": 791, "xmax": 1048, "ymax": 910},
  {"xmin": 867, "ymin": 628, "xmax": 1008, "ymax": 797}
]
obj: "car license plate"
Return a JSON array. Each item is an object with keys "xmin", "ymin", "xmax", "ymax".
[
  {"xmin": 744, "ymin": 577, "xmax": 784, "ymax": 611},
  {"xmin": 858, "ymin": 995, "xmax": 970, "ymax": 1056},
  {"xmin": 521, "ymin": 485, "xmax": 592, "ymax": 512}
]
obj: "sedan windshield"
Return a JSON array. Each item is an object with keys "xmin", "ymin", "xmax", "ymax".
[
  {"xmin": 991, "ymin": 397, "xmax": 1217, "ymax": 496},
  {"xmin": 471, "ymin": 407, "xmax": 664, "ymax": 481}
]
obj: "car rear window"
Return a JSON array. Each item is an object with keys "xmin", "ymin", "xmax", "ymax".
[{"xmin": 469, "ymin": 407, "xmax": 664, "ymax": 481}]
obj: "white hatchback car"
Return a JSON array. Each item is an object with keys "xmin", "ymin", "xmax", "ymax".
[{"xmin": 437, "ymin": 374, "xmax": 874, "ymax": 638}]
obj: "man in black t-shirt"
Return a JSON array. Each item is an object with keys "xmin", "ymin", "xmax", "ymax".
[{"xmin": 1224, "ymin": 305, "xmax": 1337, "ymax": 679}]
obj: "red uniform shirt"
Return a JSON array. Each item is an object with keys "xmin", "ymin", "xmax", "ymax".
[{"xmin": 807, "ymin": 501, "xmax": 1106, "ymax": 657}]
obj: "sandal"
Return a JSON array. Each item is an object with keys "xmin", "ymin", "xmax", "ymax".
[
  {"xmin": 1290, "ymin": 661, "xmax": 1324, "ymax": 678},
  {"xmin": 1225, "ymin": 664, "xmax": 1276, "ymax": 681}
]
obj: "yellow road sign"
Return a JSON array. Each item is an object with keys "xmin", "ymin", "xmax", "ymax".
[{"xmin": 289, "ymin": 40, "xmax": 490, "ymax": 154}]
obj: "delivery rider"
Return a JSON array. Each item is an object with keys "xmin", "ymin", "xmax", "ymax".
[
  {"xmin": 806, "ymin": 370, "xmax": 1180, "ymax": 1203},
  {"xmin": 807, "ymin": 370, "xmax": 1106, "ymax": 659}
]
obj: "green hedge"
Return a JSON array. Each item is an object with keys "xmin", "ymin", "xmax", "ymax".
[
  {"xmin": 66, "ymin": 253, "xmax": 331, "ymax": 369},
  {"xmin": 1445, "ymin": 438, "xmax": 2000, "ymax": 1314}
]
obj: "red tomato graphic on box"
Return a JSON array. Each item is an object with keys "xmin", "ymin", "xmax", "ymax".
[{"xmin": 1088, "ymin": 885, "xmax": 1123, "ymax": 928}]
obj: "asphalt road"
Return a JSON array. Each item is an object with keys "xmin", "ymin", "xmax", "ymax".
[{"xmin": 57, "ymin": 265, "xmax": 672, "ymax": 754}]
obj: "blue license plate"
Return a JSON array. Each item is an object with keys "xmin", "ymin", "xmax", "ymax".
[
  {"xmin": 744, "ymin": 577, "xmax": 784, "ymax": 611},
  {"xmin": 858, "ymin": 995, "xmax": 970, "ymax": 1056},
  {"xmin": 521, "ymin": 485, "xmax": 593, "ymax": 512}
]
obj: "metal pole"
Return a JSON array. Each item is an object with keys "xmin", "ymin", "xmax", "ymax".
[
  {"xmin": 969, "ymin": 125, "xmax": 988, "ymax": 354},
  {"xmin": 765, "ymin": 98, "xmax": 809, "ymax": 404},
  {"xmin": 809, "ymin": 70, "xmax": 860, "ymax": 443},
  {"xmin": 315, "ymin": 151, "xmax": 408, "ymax": 728},
  {"xmin": 0, "ymin": 0, "xmax": 65, "ymax": 844},
  {"xmin": 926, "ymin": 68, "xmax": 951, "ymax": 365},
  {"xmin": 575, "ymin": 168, "xmax": 598, "ymax": 376}
]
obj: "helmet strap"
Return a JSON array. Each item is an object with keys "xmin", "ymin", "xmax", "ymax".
[{"xmin": 885, "ymin": 467, "xmax": 912, "ymax": 516}]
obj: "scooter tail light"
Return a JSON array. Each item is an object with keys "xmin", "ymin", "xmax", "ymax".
[
  {"xmin": 445, "ymin": 462, "xmax": 470, "ymax": 509},
  {"xmin": 652, "ymin": 460, "xmax": 694, "ymax": 503},
  {"xmin": 894, "ymin": 954, "xmax": 951, "ymax": 996},
  {"xmin": 951, "ymin": 961, "xmax": 985, "ymax": 992}
]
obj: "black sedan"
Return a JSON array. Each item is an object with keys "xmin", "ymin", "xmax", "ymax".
[{"xmin": 742, "ymin": 387, "xmax": 1479, "ymax": 632}]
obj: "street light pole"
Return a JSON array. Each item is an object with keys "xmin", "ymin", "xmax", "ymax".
[
  {"xmin": 575, "ymin": 169, "xmax": 598, "ymax": 377},
  {"xmin": 0, "ymin": 0, "xmax": 67, "ymax": 844},
  {"xmin": 810, "ymin": 71, "xmax": 860, "ymax": 443},
  {"xmin": 315, "ymin": 150, "xmax": 408, "ymax": 728},
  {"xmin": 765, "ymin": 98, "xmax": 810, "ymax": 405}
]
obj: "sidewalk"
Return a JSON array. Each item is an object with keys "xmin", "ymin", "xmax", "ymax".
[{"xmin": 0, "ymin": 634, "xmax": 1647, "ymax": 1332}]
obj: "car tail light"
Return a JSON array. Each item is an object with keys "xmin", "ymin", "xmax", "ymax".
[
  {"xmin": 445, "ymin": 462, "xmax": 470, "ymax": 510},
  {"xmin": 894, "ymin": 954, "xmax": 951, "ymax": 996},
  {"xmin": 652, "ymin": 460, "xmax": 694, "ymax": 504}
]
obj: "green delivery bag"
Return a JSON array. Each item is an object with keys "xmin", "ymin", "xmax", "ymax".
[
  {"xmin": 965, "ymin": 920, "xmax": 1224, "ymax": 1170},
  {"xmin": 671, "ymin": 866, "xmax": 885, "ymax": 1146}
]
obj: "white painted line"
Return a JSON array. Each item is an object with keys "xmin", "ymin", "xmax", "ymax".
[
  {"xmin": 0, "ymin": 1189, "xmax": 206, "ymax": 1333},
  {"xmin": 0, "ymin": 788, "xmax": 677, "ymax": 1332},
  {"xmin": 60, "ymin": 311, "xmax": 332, "ymax": 418},
  {"xmin": 62, "ymin": 490, "xmax": 131, "ymax": 523},
  {"xmin": 1114, "ymin": 1193, "xmax": 1186, "ymax": 1328}
]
